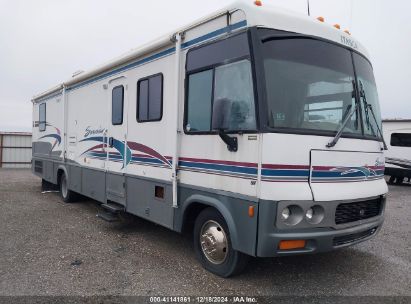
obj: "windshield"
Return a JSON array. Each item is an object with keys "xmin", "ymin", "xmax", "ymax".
[
  {"xmin": 353, "ymin": 53, "xmax": 382, "ymax": 138},
  {"xmin": 262, "ymin": 37, "xmax": 361, "ymax": 135}
]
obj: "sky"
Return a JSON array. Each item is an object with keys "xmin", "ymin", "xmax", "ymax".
[{"xmin": 0, "ymin": 0, "xmax": 410, "ymax": 132}]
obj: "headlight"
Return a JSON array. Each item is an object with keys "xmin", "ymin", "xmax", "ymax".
[
  {"xmin": 281, "ymin": 205, "xmax": 303, "ymax": 226},
  {"xmin": 281, "ymin": 207, "xmax": 290, "ymax": 220},
  {"xmin": 306, "ymin": 208, "xmax": 314, "ymax": 220},
  {"xmin": 305, "ymin": 205, "xmax": 325, "ymax": 224}
]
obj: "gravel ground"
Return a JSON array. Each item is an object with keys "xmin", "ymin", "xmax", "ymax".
[{"xmin": 0, "ymin": 169, "xmax": 410, "ymax": 296}]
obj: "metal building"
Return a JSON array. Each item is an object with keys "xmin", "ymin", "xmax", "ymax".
[{"xmin": 0, "ymin": 132, "xmax": 32, "ymax": 168}]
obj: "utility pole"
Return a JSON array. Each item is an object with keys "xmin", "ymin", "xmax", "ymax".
[{"xmin": 307, "ymin": 0, "xmax": 311, "ymax": 16}]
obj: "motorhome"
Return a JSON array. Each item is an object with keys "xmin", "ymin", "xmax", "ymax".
[
  {"xmin": 32, "ymin": 1, "xmax": 388, "ymax": 277},
  {"xmin": 383, "ymin": 119, "xmax": 411, "ymax": 184}
]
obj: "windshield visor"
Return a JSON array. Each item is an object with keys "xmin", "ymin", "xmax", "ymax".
[{"xmin": 262, "ymin": 37, "xmax": 362, "ymax": 136}]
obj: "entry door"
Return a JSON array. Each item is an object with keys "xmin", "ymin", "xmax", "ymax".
[{"xmin": 106, "ymin": 77, "xmax": 128, "ymax": 205}]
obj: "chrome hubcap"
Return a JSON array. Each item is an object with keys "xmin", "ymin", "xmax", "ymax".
[
  {"xmin": 61, "ymin": 176, "xmax": 68, "ymax": 198},
  {"xmin": 200, "ymin": 220, "xmax": 228, "ymax": 265}
]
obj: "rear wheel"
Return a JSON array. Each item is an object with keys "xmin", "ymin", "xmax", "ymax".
[
  {"xmin": 59, "ymin": 173, "xmax": 76, "ymax": 203},
  {"xmin": 193, "ymin": 207, "xmax": 248, "ymax": 277}
]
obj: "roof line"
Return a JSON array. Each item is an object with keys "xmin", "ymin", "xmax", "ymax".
[{"xmin": 383, "ymin": 119, "xmax": 411, "ymax": 123}]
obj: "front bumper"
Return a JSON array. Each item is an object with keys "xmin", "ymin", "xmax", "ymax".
[{"xmin": 256, "ymin": 198, "xmax": 385, "ymax": 257}]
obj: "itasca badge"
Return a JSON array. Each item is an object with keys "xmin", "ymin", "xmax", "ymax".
[{"xmin": 341, "ymin": 36, "xmax": 358, "ymax": 49}]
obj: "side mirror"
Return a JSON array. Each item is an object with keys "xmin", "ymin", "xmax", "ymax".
[{"xmin": 211, "ymin": 98, "xmax": 238, "ymax": 152}]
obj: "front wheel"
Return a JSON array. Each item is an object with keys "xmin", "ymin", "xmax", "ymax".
[{"xmin": 193, "ymin": 208, "xmax": 248, "ymax": 277}]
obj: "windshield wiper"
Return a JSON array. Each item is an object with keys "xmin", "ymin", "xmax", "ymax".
[
  {"xmin": 326, "ymin": 103, "xmax": 359, "ymax": 148},
  {"xmin": 326, "ymin": 81, "xmax": 359, "ymax": 148},
  {"xmin": 359, "ymin": 80, "xmax": 388, "ymax": 150}
]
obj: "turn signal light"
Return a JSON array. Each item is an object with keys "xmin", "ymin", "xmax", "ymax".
[
  {"xmin": 334, "ymin": 24, "xmax": 341, "ymax": 29},
  {"xmin": 344, "ymin": 30, "xmax": 351, "ymax": 35},
  {"xmin": 279, "ymin": 240, "xmax": 306, "ymax": 250},
  {"xmin": 254, "ymin": 0, "xmax": 262, "ymax": 6},
  {"xmin": 248, "ymin": 206, "xmax": 255, "ymax": 218},
  {"xmin": 317, "ymin": 16, "xmax": 325, "ymax": 22}
]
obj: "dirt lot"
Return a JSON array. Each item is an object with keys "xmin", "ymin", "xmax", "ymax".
[{"xmin": 0, "ymin": 169, "xmax": 410, "ymax": 296}]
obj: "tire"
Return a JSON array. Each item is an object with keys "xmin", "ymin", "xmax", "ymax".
[
  {"xmin": 59, "ymin": 173, "xmax": 76, "ymax": 203},
  {"xmin": 388, "ymin": 176, "xmax": 395, "ymax": 185},
  {"xmin": 193, "ymin": 207, "xmax": 249, "ymax": 277},
  {"xmin": 395, "ymin": 177, "xmax": 404, "ymax": 185}
]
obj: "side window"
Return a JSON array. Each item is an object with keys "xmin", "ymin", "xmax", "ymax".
[
  {"xmin": 137, "ymin": 74, "xmax": 163, "ymax": 122},
  {"xmin": 185, "ymin": 32, "xmax": 256, "ymax": 133},
  {"xmin": 214, "ymin": 60, "xmax": 256, "ymax": 130},
  {"xmin": 39, "ymin": 103, "xmax": 46, "ymax": 132},
  {"xmin": 112, "ymin": 86, "xmax": 124, "ymax": 125},
  {"xmin": 185, "ymin": 60, "xmax": 256, "ymax": 133},
  {"xmin": 391, "ymin": 133, "xmax": 411, "ymax": 147},
  {"xmin": 186, "ymin": 70, "xmax": 213, "ymax": 132}
]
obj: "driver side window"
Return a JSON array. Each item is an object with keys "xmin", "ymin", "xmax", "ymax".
[{"xmin": 185, "ymin": 60, "xmax": 256, "ymax": 133}]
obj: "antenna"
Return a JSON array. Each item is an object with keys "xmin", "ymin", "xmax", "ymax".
[
  {"xmin": 307, "ymin": 0, "xmax": 311, "ymax": 16},
  {"xmin": 350, "ymin": 0, "xmax": 353, "ymax": 29}
]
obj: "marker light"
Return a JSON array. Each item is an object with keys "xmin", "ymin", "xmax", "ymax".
[
  {"xmin": 344, "ymin": 30, "xmax": 351, "ymax": 35},
  {"xmin": 248, "ymin": 206, "xmax": 255, "ymax": 218},
  {"xmin": 279, "ymin": 240, "xmax": 306, "ymax": 250},
  {"xmin": 254, "ymin": 0, "xmax": 262, "ymax": 6},
  {"xmin": 317, "ymin": 16, "xmax": 325, "ymax": 22},
  {"xmin": 281, "ymin": 207, "xmax": 290, "ymax": 220},
  {"xmin": 334, "ymin": 24, "xmax": 341, "ymax": 29}
]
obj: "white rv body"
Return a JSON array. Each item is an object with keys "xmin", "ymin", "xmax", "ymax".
[
  {"xmin": 32, "ymin": 1, "xmax": 388, "ymax": 275},
  {"xmin": 383, "ymin": 119, "xmax": 411, "ymax": 183}
]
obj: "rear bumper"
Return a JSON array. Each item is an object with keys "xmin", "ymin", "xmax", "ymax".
[{"xmin": 256, "ymin": 198, "xmax": 385, "ymax": 257}]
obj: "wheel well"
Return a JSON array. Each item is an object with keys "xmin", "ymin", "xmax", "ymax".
[
  {"xmin": 57, "ymin": 169, "xmax": 65, "ymax": 185},
  {"xmin": 182, "ymin": 203, "xmax": 215, "ymax": 234}
]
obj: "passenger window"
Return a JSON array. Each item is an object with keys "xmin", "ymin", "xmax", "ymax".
[
  {"xmin": 137, "ymin": 74, "xmax": 163, "ymax": 122},
  {"xmin": 138, "ymin": 80, "xmax": 149, "ymax": 121},
  {"xmin": 391, "ymin": 133, "xmax": 411, "ymax": 147},
  {"xmin": 112, "ymin": 86, "xmax": 124, "ymax": 125},
  {"xmin": 185, "ymin": 60, "xmax": 256, "ymax": 133},
  {"xmin": 39, "ymin": 103, "xmax": 46, "ymax": 131}
]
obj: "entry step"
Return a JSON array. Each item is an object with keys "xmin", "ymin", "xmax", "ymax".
[
  {"xmin": 96, "ymin": 211, "xmax": 120, "ymax": 222},
  {"xmin": 101, "ymin": 202, "xmax": 125, "ymax": 213}
]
